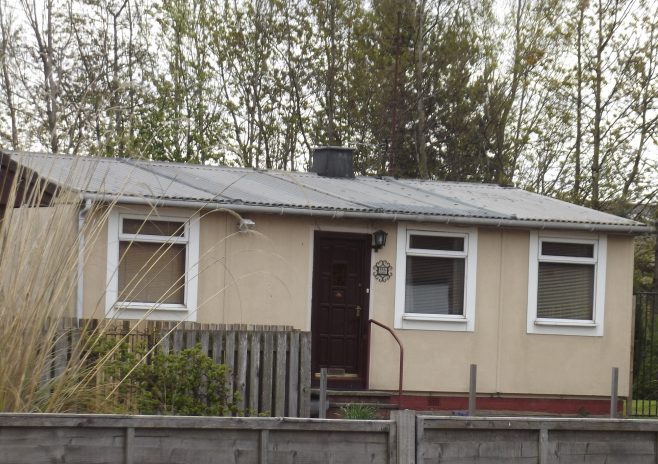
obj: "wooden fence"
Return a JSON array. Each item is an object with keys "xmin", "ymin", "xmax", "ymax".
[
  {"xmin": 4, "ymin": 412, "xmax": 658, "ymax": 463},
  {"xmin": 46, "ymin": 319, "xmax": 311, "ymax": 418},
  {"xmin": 417, "ymin": 415, "xmax": 658, "ymax": 463}
]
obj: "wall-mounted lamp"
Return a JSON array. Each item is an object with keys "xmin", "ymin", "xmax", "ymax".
[
  {"xmin": 238, "ymin": 218, "xmax": 256, "ymax": 233},
  {"xmin": 372, "ymin": 229, "xmax": 388, "ymax": 251}
]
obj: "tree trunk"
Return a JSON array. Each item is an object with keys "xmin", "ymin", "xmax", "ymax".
[
  {"xmin": 326, "ymin": 0, "xmax": 338, "ymax": 145},
  {"xmin": 415, "ymin": 0, "xmax": 428, "ymax": 179},
  {"xmin": 574, "ymin": 2, "xmax": 585, "ymax": 203},
  {"xmin": 493, "ymin": 0, "xmax": 523, "ymax": 185},
  {"xmin": 591, "ymin": 0, "xmax": 605, "ymax": 210},
  {"xmin": 653, "ymin": 220, "xmax": 658, "ymax": 292},
  {"xmin": 21, "ymin": 0, "xmax": 59, "ymax": 152},
  {"xmin": 110, "ymin": 1, "xmax": 128, "ymax": 157},
  {"xmin": 44, "ymin": 0, "xmax": 58, "ymax": 153},
  {"xmin": 0, "ymin": 1, "xmax": 17, "ymax": 149}
]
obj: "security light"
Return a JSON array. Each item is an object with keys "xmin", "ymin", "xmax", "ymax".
[{"xmin": 238, "ymin": 218, "xmax": 256, "ymax": 233}]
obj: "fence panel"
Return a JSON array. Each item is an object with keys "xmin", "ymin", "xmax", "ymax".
[
  {"xmin": 0, "ymin": 414, "xmax": 393, "ymax": 464},
  {"xmin": 633, "ymin": 293, "xmax": 658, "ymax": 417},
  {"xmin": 417, "ymin": 415, "xmax": 658, "ymax": 464},
  {"xmin": 43, "ymin": 319, "xmax": 311, "ymax": 418},
  {"xmin": 7, "ymin": 412, "xmax": 658, "ymax": 464}
]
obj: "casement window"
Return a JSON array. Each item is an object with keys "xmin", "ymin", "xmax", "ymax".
[
  {"xmin": 394, "ymin": 224, "xmax": 477, "ymax": 331},
  {"xmin": 527, "ymin": 232, "xmax": 606, "ymax": 336},
  {"xmin": 106, "ymin": 211, "xmax": 199, "ymax": 321}
]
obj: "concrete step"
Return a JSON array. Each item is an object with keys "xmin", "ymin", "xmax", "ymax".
[
  {"xmin": 310, "ymin": 389, "xmax": 393, "ymax": 397},
  {"xmin": 310, "ymin": 390, "xmax": 400, "ymax": 418},
  {"xmin": 311, "ymin": 389, "xmax": 397, "ymax": 405},
  {"xmin": 332, "ymin": 402, "xmax": 398, "ymax": 410}
]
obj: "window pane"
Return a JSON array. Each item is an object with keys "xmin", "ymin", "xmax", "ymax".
[
  {"xmin": 409, "ymin": 235, "xmax": 464, "ymax": 252},
  {"xmin": 541, "ymin": 241, "xmax": 593, "ymax": 258},
  {"xmin": 118, "ymin": 242, "xmax": 185, "ymax": 304},
  {"xmin": 537, "ymin": 262, "xmax": 594, "ymax": 319},
  {"xmin": 405, "ymin": 256, "xmax": 465, "ymax": 315},
  {"xmin": 122, "ymin": 219, "xmax": 185, "ymax": 237}
]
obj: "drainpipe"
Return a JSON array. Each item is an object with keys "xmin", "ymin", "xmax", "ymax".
[{"xmin": 76, "ymin": 199, "xmax": 92, "ymax": 324}]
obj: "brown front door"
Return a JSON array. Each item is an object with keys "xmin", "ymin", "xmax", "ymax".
[{"xmin": 311, "ymin": 231, "xmax": 371, "ymax": 389}]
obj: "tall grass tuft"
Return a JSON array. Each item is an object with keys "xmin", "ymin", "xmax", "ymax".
[
  {"xmin": 0, "ymin": 159, "xmax": 271, "ymax": 414},
  {"xmin": 0, "ymin": 163, "xmax": 86, "ymax": 411},
  {"xmin": 0, "ymin": 161, "xmax": 151, "ymax": 412}
]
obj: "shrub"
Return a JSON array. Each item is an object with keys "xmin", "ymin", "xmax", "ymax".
[
  {"xmin": 340, "ymin": 403, "xmax": 378, "ymax": 420},
  {"xmin": 131, "ymin": 345, "xmax": 238, "ymax": 416}
]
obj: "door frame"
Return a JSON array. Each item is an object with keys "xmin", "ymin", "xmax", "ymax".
[{"xmin": 310, "ymin": 230, "xmax": 372, "ymax": 389}]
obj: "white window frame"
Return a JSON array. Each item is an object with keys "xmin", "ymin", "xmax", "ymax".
[
  {"xmin": 394, "ymin": 223, "xmax": 477, "ymax": 331},
  {"xmin": 527, "ymin": 231, "xmax": 607, "ymax": 336},
  {"xmin": 105, "ymin": 210, "xmax": 200, "ymax": 321}
]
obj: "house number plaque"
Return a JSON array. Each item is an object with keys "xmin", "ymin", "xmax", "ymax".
[{"xmin": 373, "ymin": 260, "xmax": 393, "ymax": 282}]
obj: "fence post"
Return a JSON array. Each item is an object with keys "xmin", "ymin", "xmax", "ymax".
[
  {"xmin": 124, "ymin": 427, "xmax": 134, "ymax": 464},
  {"xmin": 259, "ymin": 429, "xmax": 269, "ymax": 464},
  {"xmin": 319, "ymin": 368, "xmax": 328, "ymax": 419},
  {"xmin": 299, "ymin": 332, "xmax": 312, "ymax": 418},
  {"xmin": 468, "ymin": 364, "xmax": 477, "ymax": 416},
  {"xmin": 391, "ymin": 410, "xmax": 415, "ymax": 464},
  {"xmin": 538, "ymin": 428, "xmax": 549, "ymax": 464},
  {"xmin": 610, "ymin": 367, "xmax": 619, "ymax": 418}
]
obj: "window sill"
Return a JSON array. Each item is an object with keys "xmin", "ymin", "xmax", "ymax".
[
  {"xmin": 403, "ymin": 313, "xmax": 467, "ymax": 322},
  {"xmin": 107, "ymin": 303, "xmax": 191, "ymax": 321},
  {"xmin": 534, "ymin": 318, "xmax": 597, "ymax": 327},
  {"xmin": 528, "ymin": 318, "xmax": 602, "ymax": 337},
  {"xmin": 398, "ymin": 313, "xmax": 473, "ymax": 332},
  {"xmin": 116, "ymin": 302, "xmax": 188, "ymax": 311}
]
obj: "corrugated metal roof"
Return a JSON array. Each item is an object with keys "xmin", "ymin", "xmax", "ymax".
[{"xmin": 2, "ymin": 151, "xmax": 649, "ymax": 233}]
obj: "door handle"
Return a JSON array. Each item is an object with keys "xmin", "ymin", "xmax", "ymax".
[{"xmin": 355, "ymin": 305, "xmax": 362, "ymax": 317}]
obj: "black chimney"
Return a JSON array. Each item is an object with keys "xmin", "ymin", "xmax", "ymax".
[{"xmin": 310, "ymin": 146, "xmax": 355, "ymax": 178}]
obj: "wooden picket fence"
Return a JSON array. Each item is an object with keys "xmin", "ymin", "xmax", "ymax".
[{"xmin": 46, "ymin": 319, "xmax": 311, "ymax": 418}]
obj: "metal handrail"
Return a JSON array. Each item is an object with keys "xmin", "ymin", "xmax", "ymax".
[{"xmin": 368, "ymin": 318, "xmax": 404, "ymax": 408}]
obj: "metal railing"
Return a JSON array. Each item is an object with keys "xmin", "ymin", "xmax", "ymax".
[
  {"xmin": 369, "ymin": 318, "xmax": 404, "ymax": 408},
  {"xmin": 633, "ymin": 292, "xmax": 658, "ymax": 416}
]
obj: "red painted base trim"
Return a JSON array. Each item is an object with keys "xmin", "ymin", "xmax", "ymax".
[{"xmin": 395, "ymin": 394, "xmax": 621, "ymax": 415}]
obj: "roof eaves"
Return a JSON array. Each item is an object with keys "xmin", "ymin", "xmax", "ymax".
[{"xmin": 82, "ymin": 192, "xmax": 650, "ymax": 235}]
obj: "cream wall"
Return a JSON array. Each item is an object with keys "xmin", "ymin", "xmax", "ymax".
[
  {"xmin": 83, "ymin": 204, "xmax": 635, "ymax": 398},
  {"xmin": 368, "ymin": 228, "xmax": 634, "ymax": 397},
  {"xmin": 83, "ymin": 205, "xmax": 385, "ymax": 327},
  {"xmin": 5, "ymin": 204, "xmax": 79, "ymax": 318}
]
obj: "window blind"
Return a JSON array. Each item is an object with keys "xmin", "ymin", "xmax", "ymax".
[
  {"xmin": 537, "ymin": 262, "xmax": 594, "ymax": 319},
  {"xmin": 405, "ymin": 256, "xmax": 465, "ymax": 315},
  {"xmin": 118, "ymin": 242, "xmax": 185, "ymax": 304}
]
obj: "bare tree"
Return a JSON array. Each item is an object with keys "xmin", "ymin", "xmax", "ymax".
[
  {"xmin": 0, "ymin": 0, "xmax": 18, "ymax": 149},
  {"xmin": 20, "ymin": 0, "xmax": 60, "ymax": 153}
]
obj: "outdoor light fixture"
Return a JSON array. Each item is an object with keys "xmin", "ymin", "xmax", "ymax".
[
  {"xmin": 238, "ymin": 218, "xmax": 256, "ymax": 233},
  {"xmin": 372, "ymin": 229, "xmax": 388, "ymax": 251}
]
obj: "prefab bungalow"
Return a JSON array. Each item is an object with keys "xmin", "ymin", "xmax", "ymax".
[{"xmin": 0, "ymin": 148, "xmax": 649, "ymax": 414}]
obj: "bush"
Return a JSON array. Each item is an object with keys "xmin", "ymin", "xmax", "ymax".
[
  {"xmin": 132, "ymin": 345, "xmax": 238, "ymax": 416},
  {"xmin": 89, "ymin": 337, "xmax": 238, "ymax": 416}
]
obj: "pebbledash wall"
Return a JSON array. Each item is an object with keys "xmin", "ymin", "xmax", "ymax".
[{"xmin": 80, "ymin": 203, "xmax": 635, "ymax": 402}]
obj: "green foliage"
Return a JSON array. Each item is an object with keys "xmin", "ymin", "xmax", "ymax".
[
  {"xmin": 4, "ymin": 0, "xmax": 658, "ymax": 226},
  {"xmin": 634, "ymin": 235, "xmax": 655, "ymax": 292},
  {"xmin": 132, "ymin": 345, "xmax": 238, "ymax": 416},
  {"xmin": 339, "ymin": 403, "xmax": 378, "ymax": 420},
  {"xmin": 87, "ymin": 335, "xmax": 143, "ymax": 413},
  {"xmin": 91, "ymin": 338, "xmax": 237, "ymax": 416}
]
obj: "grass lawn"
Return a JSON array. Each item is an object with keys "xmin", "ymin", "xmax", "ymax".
[{"xmin": 628, "ymin": 399, "xmax": 658, "ymax": 416}]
